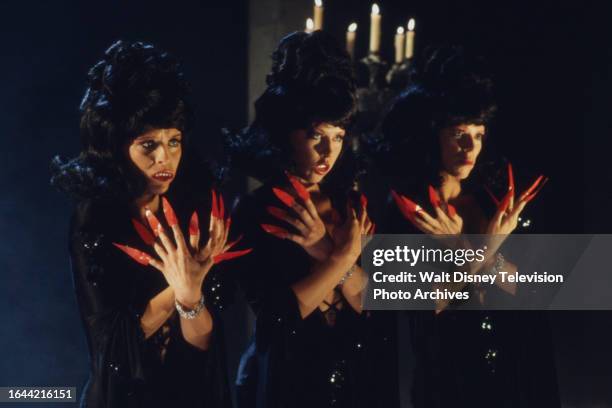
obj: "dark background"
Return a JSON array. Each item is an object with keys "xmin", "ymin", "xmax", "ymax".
[{"xmin": 0, "ymin": 0, "xmax": 610, "ymax": 407}]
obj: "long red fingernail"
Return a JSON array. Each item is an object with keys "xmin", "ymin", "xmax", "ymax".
[
  {"xmin": 261, "ymin": 223, "xmax": 288, "ymax": 237},
  {"xmin": 508, "ymin": 163, "xmax": 515, "ymax": 192},
  {"xmin": 360, "ymin": 193, "xmax": 368, "ymax": 209},
  {"xmin": 428, "ymin": 185, "xmax": 441, "ymax": 208},
  {"xmin": 162, "ymin": 197, "xmax": 178, "ymax": 227},
  {"xmin": 219, "ymin": 193, "xmax": 225, "ymax": 220},
  {"xmin": 523, "ymin": 175, "xmax": 544, "ymax": 197},
  {"xmin": 370, "ymin": 222, "xmax": 376, "ymax": 235},
  {"xmin": 113, "ymin": 243, "xmax": 151, "ymax": 266},
  {"xmin": 447, "ymin": 204, "xmax": 457, "ymax": 218},
  {"xmin": 272, "ymin": 187, "xmax": 295, "ymax": 207},
  {"xmin": 131, "ymin": 219, "xmax": 155, "ymax": 245},
  {"xmin": 226, "ymin": 234, "xmax": 244, "ymax": 250},
  {"xmin": 525, "ymin": 177, "xmax": 548, "ymax": 203},
  {"xmin": 499, "ymin": 191, "xmax": 512, "ymax": 213},
  {"xmin": 145, "ymin": 208, "xmax": 162, "ymax": 237},
  {"xmin": 226, "ymin": 217, "xmax": 232, "ymax": 232},
  {"xmin": 189, "ymin": 211, "xmax": 199, "ymax": 236},
  {"xmin": 286, "ymin": 172, "xmax": 310, "ymax": 202},
  {"xmin": 213, "ymin": 248, "xmax": 253, "ymax": 264},
  {"xmin": 391, "ymin": 190, "xmax": 421, "ymax": 223},
  {"xmin": 484, "ymin": 186, "xmax": 500, "ymax": 206},
  {"xmin": 211, "ymin": 189, "xmax": 219, "ymax": 218},
  {"xmin": 266, "ymin": 206, "xmax": 289, "ymax": 220}
]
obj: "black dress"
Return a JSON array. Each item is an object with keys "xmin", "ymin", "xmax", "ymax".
[
  {"xmin": 227, "ymin": 182, "xmax": 399, "ymax": 408},
  {"xmin": 69, "ymin": 195, "xmax": 231, "ymax": 408},
  {"xmin": 383, "ymin": 186, "xmax": 560, "ymax": 408}
]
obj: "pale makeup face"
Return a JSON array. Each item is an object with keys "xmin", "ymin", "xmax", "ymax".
[
  {"xmin": 439, "ymin": 123, "xmax": 485, "ymax": 180},
  {"xmin": 289, "ymin": 123, "xmax": 346, "ymax": 184},
  {"xmin": 127, "ymin": 128, "xmax": 182, "ymax": 195}
]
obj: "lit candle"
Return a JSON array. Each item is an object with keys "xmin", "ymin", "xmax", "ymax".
[
  {"xmin": 394, "ymin": 27, "xmax": 406, "ymax": 63},
  {"xmin": 369, "ymin": 4, "xmax": 381, "ymax": 54},
  {"xmin": 313, "ymin": 0, "xmax": 324, "ymax": 30},
  {"xmin": 305, "ymin": 18, "xmax": 314, "ymax": 33},
  {"xmin": 346, "ymin": 22, "xmax": 357, "ymax": 60},
  {"xmin": 405, "ymin": 18, "xmax": 415, "ymax": 59}
]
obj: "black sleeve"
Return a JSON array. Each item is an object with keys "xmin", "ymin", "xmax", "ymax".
[
  {"xmin": 225, "ymin": 192, "xmax": 306, "ymax": 334},
  {"xmin": 69, "ymin": 201, "xmax": 154, "ymax": 406}
]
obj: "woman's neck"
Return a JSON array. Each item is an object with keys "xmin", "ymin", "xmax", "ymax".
[
  {"xmin": 133, "ymin": 193, "xmax": 160, "ymax": 219},
  {"xmin": 438, "ymin": 172, "xmax": 462, "ymax": 203}
]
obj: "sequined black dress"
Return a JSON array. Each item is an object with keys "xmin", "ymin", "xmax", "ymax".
[
  {"xmin": 228, "ymin": 183, "xmax": 399, "ymax": 408},
  {"xmin": 383, "ymin": 186, "xmax": 560, "ymax": 408},
  {"xmin": 69, "ymin": 195, "xmax": 231, "ymax": 408}
]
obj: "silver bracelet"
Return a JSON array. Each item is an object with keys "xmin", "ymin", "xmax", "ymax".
[
  {"xmin": 175, "ymin": 294, "xmax": 205, "ymax": 320},
  {"xmin": 339, "ymin": 264, "xmax": 356, "ymax": 286},
  {"xmin": 491, "ymin": 252, "xmax": 505, "ymax": 275}
]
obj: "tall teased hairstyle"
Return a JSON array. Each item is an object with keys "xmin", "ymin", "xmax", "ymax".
[
  {"xmin": 370, "ymin": 46, "xmax": 497, "ymax": 191},
  {"xmin": 51, "ymin": 40, "xmax": 193, "ymax": 200},
  {"xmin": 225, "ymin": 31, "xmax": 358, "ymax": 190}
]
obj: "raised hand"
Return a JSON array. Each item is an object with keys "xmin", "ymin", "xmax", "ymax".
[
  {"xmin": 391, "ymin": 185, "xmax": 462, "ymax": 235},
  {"xmin": 113, "ymin": 192, "xmax": 252, "ymax": 305},
  {"xmin": 329, "ymin": 195, "xmax": 374, "ymax": 263},
  {"xmin": 260, "ymin": 172, "xmax": 332, "ymax": 261},
  {"xmin": 485, "ymin": 163, "xmax": 548, "ymax": 236}
]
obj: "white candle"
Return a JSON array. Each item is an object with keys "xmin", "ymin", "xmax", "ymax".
[
  {"xmin": 305, "ymin": 18, "xmax": 314, "ymax": 33},
  {"xmin": 313, "ymin": 0, "xmax": 324, "ymax": 30},
  {"xmin": 369, "ymin": 4, "xmax": 381, "ymax": 54},
  {"xmin": 405, "ymin": 18, "xmax": 415, "ymax": 59},
  {"xmin": 394, "ymin": 27, "xmax": 406, "ymax": 63},
  {"xmin": 346, "ymin": 22, "xmax": 357, "ymax": 60}
]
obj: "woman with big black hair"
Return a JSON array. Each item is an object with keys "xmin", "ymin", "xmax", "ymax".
[
  {"xmin": 368, "ymin": 46, "xmax": 558, "ymax": 408},
  {"xmin": 224, "ymin": 31, "xmax": 398, "ymax": 408},
  {"xmin": 51, "ymin": 41, "xmax": 239, "ymax": 408}
]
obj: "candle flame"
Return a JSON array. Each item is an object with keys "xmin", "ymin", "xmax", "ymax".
[
  {"xmin": 348, "ymin": 22, "xmax": 357, "ymax": 32},
  {"xmin": 315, "ymin": 0, "xmax": 322, "ymax": 7},
  {"xmin": 306, "ymin": 18, "xmax": 314, "ymax": 30},
  {"xmin": 372, "ymin": 3, "xmax": 380, "ymax": 15},
  {"xmin": 397, "ymin": 26, "xmax": 405, "ymax": 34},
  {"xmin": 408, "ymin": 18, "xmax": 415, "ymax": 31}
]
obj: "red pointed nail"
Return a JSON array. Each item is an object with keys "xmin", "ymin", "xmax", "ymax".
[
  {"xmin": 226, "ymin": 217, "xmax": 232, "ymax": 232},
  {"xmin": 189, "ymin": 211, "xmax": 199, "ymax": 236},
  {"xmin": 508, "ymin": 163, "xmax": 515, "ymax": 192},
  {"xmin": 525, "ymin": 177, "xmax": 548, "ymax": 203},
  {"xmin": 145, "ymin": 208, "xmax": 162, "ymax": 237},
  {"xmin": 523, "ymin": 175, "xmax": 544, "ymax": 197},
  {"xmin": 213, "ymin": 248, "xmax": 253, "ymax": 264},
  {"xmin": 360, "ymin": 193, "xmax": 368, "ymax": 209},
  {"xmin": 484, "ymin": 186, "xmax": 501, "ymax": 206},
  {"xmin": 113, "ymin": 243, "xmax": 151, "ymax": 266},
  {"xmin": 218, "ymin": 193, "xmax": 225, "ymax": 220},
  {"xmin": 370, "ymin": 222, "xmax": 376, "ymax": 235},
  {"xmin": 499, "ymin": 191, "xmax": 512, "ymax": 213},
  {"xmin": 391, "ymin": 190, "xmax": 421, "ymax": 221},
  {"xmin": 272, "ymin": 187, "xmax": 295, "ymax": 207},
  {"xmin": 286, "ymin": 172, "xmax": 310, "ymax": 202},
  {"xmin": 226, "ymin": 234, "xmax": 244, "ymax": 251},
  {"xmin": 428, "ymin": 185, "xmax": 441, "ymax": 208},
  {"xmin": 447, "ymin": 204, "xmax": 457, "ymax": 218},
  {"xmin": 211, "ymin": 189, "xmax": 219, "ymax": 218},
  {"xmin": 131, "ymin": 219, "xmax": 155, "ymax": 245},
  {"xmin": 266, "ymin": 206, "xmax": 289, "ymax": 220},
  {"xmin": 261, "ymin": 223, "xmax": 289, "ymax": 237},
  {"xmin": 162, "ymin": 197, "xmax": 178, "ymax": 227}
]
